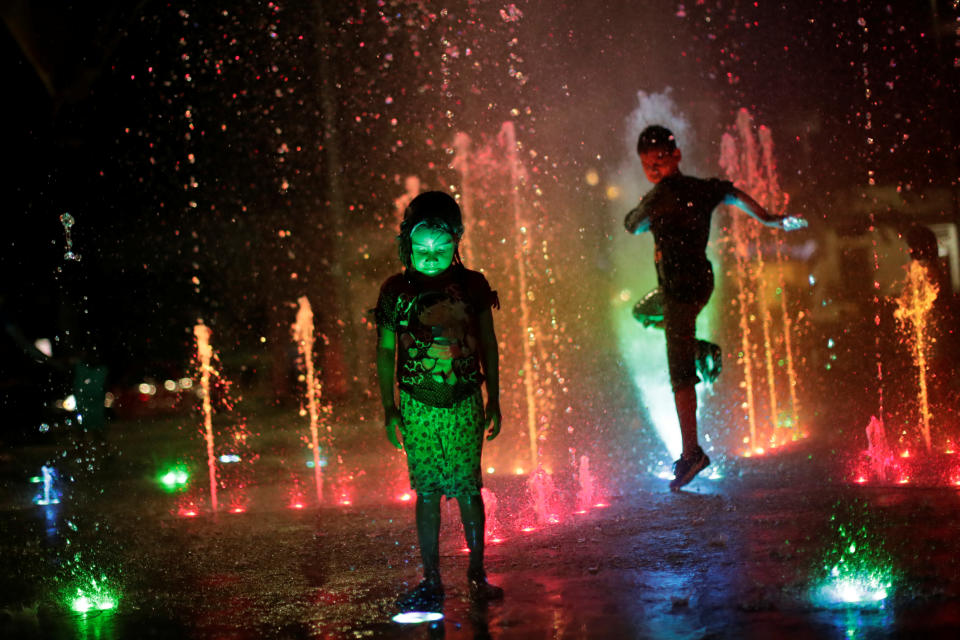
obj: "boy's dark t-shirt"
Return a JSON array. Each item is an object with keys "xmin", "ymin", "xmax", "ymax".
[
  {"xmin": 375, "ymin": 265, "xmax": 497, "ymax": 408},
  {"xmin": 624, "ymin": 173, "xmax": 734, "ymax": 303}
]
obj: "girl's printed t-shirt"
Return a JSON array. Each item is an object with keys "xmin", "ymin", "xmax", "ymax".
[{"xmin": 376, "ymin": 265, "xmax": 497, "ymax": 408}]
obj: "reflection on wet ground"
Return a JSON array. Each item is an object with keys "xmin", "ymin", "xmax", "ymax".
[{"xmin": 4, "ymin": 423, "xmax": 960, "ymax": 640}]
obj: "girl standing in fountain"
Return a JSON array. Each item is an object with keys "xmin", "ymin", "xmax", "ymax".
[{"xmin": 375, "ymin": 190, "xmax": 503, "ymax": 609}]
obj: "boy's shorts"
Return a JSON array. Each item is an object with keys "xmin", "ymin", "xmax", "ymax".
[
  {"xmin": 639, "ymin": 286, "xmax": 712, "ymax": 391},
  {"xmin": 399, "ymin": 390, "xmax": 485, "ymax": 498}
]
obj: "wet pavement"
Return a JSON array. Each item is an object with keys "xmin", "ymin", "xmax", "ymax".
[{"xmin": 3, "ymin": 414, "xmax": 960, "ymax": 640}]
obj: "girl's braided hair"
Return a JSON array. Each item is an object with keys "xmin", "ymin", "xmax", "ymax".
[{"xmin": 397, "ymin": 191, "xmax": 465, "ymax": 269}]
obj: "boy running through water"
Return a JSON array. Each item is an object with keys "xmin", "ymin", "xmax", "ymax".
[{"xmin": 625, "ymin": 125, "xmax": 806, "ymax": 491}]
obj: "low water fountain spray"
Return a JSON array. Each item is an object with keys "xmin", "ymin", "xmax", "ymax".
[
  {"xmin": 293, "ymin": 296, "xmax": 325, "ymax": 504},
  {"xmin": 893, "ymin": 261, "xmax": 939, "ymax": 453},
  {"xmin": 59, "ymin": 213, "xmax": 81, "ymax": 262},
  {"xmin": 33, "ymin": 465, "xmax": 61, "ymax": 506},
  {"xmin": 193, "ymin": 322, "xmax": 218, "ymax": 512}
]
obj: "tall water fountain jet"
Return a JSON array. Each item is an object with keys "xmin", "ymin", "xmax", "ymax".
[
  {"xmin": 718, "ymin": 108, "xmax": 802, "ymax": 454},
  {"xmin": 451, "ymin": 132, "xmax": 476, "ymax": 268},
  {"xmin": 451, "ymin": 123, "xmax": 565, "ymax": 475},
  {"xmin": 292, "ymin": 296, "xmax": 325, "ymax": 504},
  {"xmin": 758, "ymin": 126, "xmax": 803, "ymax": 431},
  {"xmin": 892, "ymin": 261, "xmax": 940, "ymax": 452},
  {"xmin": 193, "ymin": 322, "xmax": 218, "ymax": 512},
  {"xmin": 500, "ymin": 121, "xmax": 541, "ymax": 471}
]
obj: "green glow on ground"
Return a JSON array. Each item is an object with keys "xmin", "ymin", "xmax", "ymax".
[
  {"xmin": 158, "ymin": 465, "xmax": 190, "ymax": 492},
  {"xmin": 69, "ymin": 576, "xmax": 119, "ymax": 614},
  {"xmin": 812, "ymin": 505, "xmax": 895, "ymax": 608}
]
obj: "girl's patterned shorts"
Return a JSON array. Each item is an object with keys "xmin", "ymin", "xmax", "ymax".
[{"xmin": 399, "ymin": 390, "xmax": 485, "ymax": 498}]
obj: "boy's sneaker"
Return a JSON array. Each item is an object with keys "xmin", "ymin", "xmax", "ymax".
[
  {"xmin": 467, "ymin": 569, "xmax": 504, "ymax": 601},
  {"xmin": 396, "ymin": 578, "xmax": 444, "ymax": 611},
  {"xmin": 696, "ymin": 341, "xmax": 722, "ymax": 383},
  {"xmin": 669, "ymin": 447, "xmax": 710, "ymax": 491}
]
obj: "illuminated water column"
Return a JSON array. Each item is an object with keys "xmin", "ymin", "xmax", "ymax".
[
  {"xmin": 892, "ymin": 262, "xmax": 939, "ymax": 452},
  {"xmin": 719, "ymin": 138, "xmax": 760, "ymax": 450},
  {"xmin": 193, "ymin": 322, "xmax": 218, "ymax": 513},
  {"xmin": 451, "ymin": 132, "xmax": 477, "ymax": 268},
  {"xmin": 718, "ymin": 108, "xmax": 801, "ymax": 453},
  {"xmin": 499, "ymin": 121, "xmax": 540, "ymax": 471},
  {"xmin": 759, "ymin": 127, "xmax": 802, "ymax": 429},
  {"xmin": 452, "ymin": 123, "xmax": 562, "ymax": 473},
  {"xmin": 293, "ymin": 296, "xmax": 325, "ymax": 503}
]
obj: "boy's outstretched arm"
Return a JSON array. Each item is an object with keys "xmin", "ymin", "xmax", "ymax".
[
  {"xmin": 477, "ymin": 308, "xmax": 502, "ymax": 441},
  {"xmin": 723, "ymin": 188, "xmax": 807, "ymax": 230},
  {"xmin": 625, "ymin": 203, "xmax": 651, "ymax": 234},
  {"xmin": 376, "ymin": 327, "xmax": 403, "ymax": 449}
]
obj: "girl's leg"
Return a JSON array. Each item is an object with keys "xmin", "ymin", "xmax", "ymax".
[
  {"xmin": 457, "ymin": 493, "xmax": 485, "ymax": 576},
  {"xmin": 416, "ymin": 493, "xmax": 442, "ymax": 583},
  {"xmin": 457, "ymin": 493, "xmax": 503, "ymax": 599},
  {"xmin": 396, "ymin": 492, "xmax": 444, "ymax": 609}
]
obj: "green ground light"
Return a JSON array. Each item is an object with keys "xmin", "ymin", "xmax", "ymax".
[
  {"xmin": 69, "ymin": 576, "xmax": 118, "ymax": 614},
  {"xmin": 158, "ymin": 465, "xmax": 190, "ymax": 492},
  {"xmin": 813, "ymin": 507, "xmax": 895, "ymax": 608}
]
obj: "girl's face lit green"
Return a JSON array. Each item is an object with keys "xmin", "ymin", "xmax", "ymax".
[{"xmin": 410, "ymin": 225, "xmax": 456, "ymax": 276}]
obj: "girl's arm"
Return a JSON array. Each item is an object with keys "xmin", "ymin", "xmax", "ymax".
[
  {"xmin": 477, "ymin": 307, "xmax": 502, "ymax": 440},
  {"xmin": 377, "ymin": 327, "xmax": 403, "ymax": 449},
  {"xmin": 723, "ymin": 188, "xmax": 807, "ymax": 231}
]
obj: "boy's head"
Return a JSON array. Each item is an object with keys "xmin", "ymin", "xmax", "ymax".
[
  {"xmin": 636, "ymin": 125, "xmax": 681, "ymax": 184},
  {"xmin": 398, "ymin": 191, "xmax": 464, "ymax": 273}
]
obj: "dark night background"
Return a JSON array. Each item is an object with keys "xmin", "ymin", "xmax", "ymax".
[
  {"xmin": 1, "ymin": 0, "xmax": 958, "ymax": 437},
  {"xmin": 2, "ymin": 3, "xmax": 960, "ymax": 638}
]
